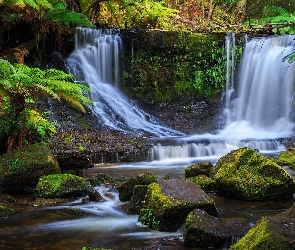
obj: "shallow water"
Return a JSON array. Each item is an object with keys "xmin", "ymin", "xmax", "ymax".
[{"xmin": 1, "ymin": 161, "xmax": 293, "ymax": 250}]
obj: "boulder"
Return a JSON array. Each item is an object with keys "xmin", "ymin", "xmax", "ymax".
[
  {"xmin": 0, "ymin": 143, "xmax": 61, "ymax": 193},
  {"xmin": 185, "ymin": 161, "xmax": 213, "ymax": 177},
  {"xmin": 35, "ymin": 173, "xmax": 103, "ymax": 201},
  {"xmin": 230, "ymin": 204, "xmax": 295, "ymax": 250},
  {"xmin": 210, "ymin": 147, "xmax": 295, "ymax": 201},
  {"xmin": 117, "ymin": 172, "xmax": 157, "ymax": 202},
  {"xmin": 277, "ymin": 146, "xmax": 295, "ymax": 169},
  {"xmin": 184, "ymin": 209, "xmax": 251, "ymax": 248},
  {"xmin": 139, "ymin": 178, "xmax": 217, "ymax": 232}
]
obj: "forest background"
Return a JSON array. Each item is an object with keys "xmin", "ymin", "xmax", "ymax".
[{"xmin": 0, "ymin": 0, "xmax": 295, "ymax": 152}]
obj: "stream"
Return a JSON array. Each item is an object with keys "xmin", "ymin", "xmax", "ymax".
[{"xmin": 0, "ymin": 161, "xmax": 294, "ymax": 250}]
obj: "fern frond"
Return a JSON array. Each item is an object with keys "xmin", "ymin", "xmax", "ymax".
[
  {"xmin": 0, "ymin": 59, "xmax": 16, "ymax": 79},
  {"xmin": 283, "ymin": 52, "xmax": 295, "ymax": 63},
  {"xmin": 58, "ymin": 93, "xmax": 87, "ymax": 113},
  {"xmin": 44, "ymin": 68, "xmax": 73, "ymax": 81},
  {"xmin": 9, "ymin": 0, "xmax": 52, "ymax": 10},
  {"xmin": 46, "ymin": 9, "xmax": 94, "ymax": 28}
]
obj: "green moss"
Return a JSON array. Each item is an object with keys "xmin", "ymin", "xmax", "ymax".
[
  {"xmin": 188, "ymin": 175, "xmax": 216, "ymax": 192},
  {"xmin": 117, "ymin": 172, "xmax": 157, "ymax": 202},
  {"xmin": 211, "ymin": 148, "xmax": 295, "ymax": 201},
  {"xmin": 185, "ymin": 162, "xmax": 213, "ymax": 177},
  {"xmin": 0, "ymin": 205, "xmax": 15, "ymax": 218},
  {"xmin": 0, "ymin": 142, "xmax": 59, "ymax": 175},
  {"xmin": 277, "ymin": 146, "xmax": 295, "ymax": 169},
  {"xmin": 139, "ymin": 182, "xmax": 171, "ymax": 230},
  {"xmin": 230, "ymin": 217, "xmax": 294, "ymax": 250},
  {"xmin": 35, "ymin": 173, "xmax": 91, "ymax": 198}
]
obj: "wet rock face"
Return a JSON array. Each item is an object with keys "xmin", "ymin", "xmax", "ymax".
[
  {"xmin": 210, "ymin": 147, "xmax": 295, "ymax": 201},
  {"xmin": 184, "ymin": 209, "xmax": 251, "ymax": 248},
  {"xmin": 0, "ymin": 143, "xmax": 61, "ymax": 193},
  {"xmin": 49, "ymin": 130, "xmax": 151, "ymax": 167},
  {"xmin": 139, "ymin": 178, "xmax": 217, "ymax": 232},
  {"xmin": 55, "ymin": 151, "xmax": 94, "ymax": 171}
]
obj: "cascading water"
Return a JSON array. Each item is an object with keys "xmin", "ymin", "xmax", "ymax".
[
  {"xmin": 66, "ymin": 27, "xmax": 182, "ymax": 137},
  {"xmin": 223, "ymin": 34, "xmax": 295, "ymax": 138},
  {"xmin": 149, "ymin": 34, "xmax": 295, "ymax": 162}
]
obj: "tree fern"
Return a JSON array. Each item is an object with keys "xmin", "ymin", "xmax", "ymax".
[
  {"xmin": 0, "ymin": 59, "xmax": 92, "ymax": 151},
  {"xmin": 45, "ymin": 2, "xmax": 94, "ymax": 28},
  {"xmin": 7, "ymin": 0, "xmax": 52, "ymax": 10}
]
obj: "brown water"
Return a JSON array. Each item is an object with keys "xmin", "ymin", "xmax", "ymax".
[{"xmin": 0, "ymin": 163, "xmax": 294, "ymax": 250}]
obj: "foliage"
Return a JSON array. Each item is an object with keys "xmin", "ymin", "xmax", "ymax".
[
  {"xmin": 0, "ymin": 59, "xmax": 92, "ymax": 151},
  {"xmin": 92, "ymin": 0, "xmax": 179, "ymax": 29},
  {"xmin": 0, "ymin": 0, "xmax": 94, "ymax": 63},
  {"xmin": 125, "ymin": 31, "xmax": 243, "ymax": 103},
  {"xmin": 246, "ymin": 6, "xmax": 295, "ymax": 34}
]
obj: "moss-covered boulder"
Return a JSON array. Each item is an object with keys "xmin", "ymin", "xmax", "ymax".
[
  {"xmin": 277, "ymin": 146, "xmax": 295, "ymax": 169},
  {"xmin": 210, "ymin": 147, "xmax": 295, "ymax": 201},
  {"xmin": 0, "ymin": 143, "xmax": 61, "ymax": 193},
  {"xmin": 117, "ymin": 172, "xmax": 157, "ymax": 202},
  {"xmin": 230, "ymin": 204, "xmax": 295, "ymax": 250},
  {"xmin": 185, "ymin": 161, "xmax": 213, "ymax": 177},
  {"xmin": 139, "ymin": 178, "xmax": 217, "ymax": 232},
  {"xmin": 0, "ymin": 205, "xmax": 15, "ymax": 219},
  {"xmin": 187, "ymin": 175, "xmax": 216, "ymax": 192},
  {"xmin": 184, "ymin": 209, "xmax": 251, "ymax": 248},
  {"xmin": 35, "ymin": 174, "xmax": 103, "ymax": 201},
  {"xmin": 126, "ymin": 185, "xmax": 148, "ymax": 215}
]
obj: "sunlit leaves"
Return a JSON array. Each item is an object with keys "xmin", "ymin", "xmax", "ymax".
[{"xmin": 0, "ymin": 59, "xmax": 92, "ymax": 148}]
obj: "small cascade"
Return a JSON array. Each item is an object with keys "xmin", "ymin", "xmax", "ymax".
[
  {"xmin": 149, "ymin": 142, "xmax": 228, "ymax": 161},
  {"xmin": 66, "ymin": 27, "xmax": 182, "ymax": 137}
]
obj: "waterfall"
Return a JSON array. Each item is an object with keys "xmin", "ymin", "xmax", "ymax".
[
  {"xmin": 149, "ymin": 34, "xmax": 295, "ymax": 162},
  {"xmin": 66, "ymin": 27, "xmax": 182, "ymax": 137},
  {"xmin": 221, "ymin": 34, "xmax": 295, "ymax": 139}
]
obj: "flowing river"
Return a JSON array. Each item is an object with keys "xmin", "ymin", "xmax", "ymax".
[{"xmin": 0, "ymin": 29, "xmax": 295, "ymax": 249}]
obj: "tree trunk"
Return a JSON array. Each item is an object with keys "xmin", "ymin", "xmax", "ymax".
[
  {"xmin": 207, "ymin": 0, "xmax": 214, "ymax": 21},
  {"xmin": 235, "ymin": 0, "xmax": 247, "ymax": 25}
]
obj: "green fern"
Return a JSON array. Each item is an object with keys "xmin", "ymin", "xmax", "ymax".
[
  {"xmin": 45, "ymin": 2, "xmax": 94, "ymax": 28},
  {"xmin": 0, "ymin": 59, "xmax": 92, "ymax": 150},
  {"xmin": 8, "ymin": 0, "xmax": 53, "ymax": 10}
]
